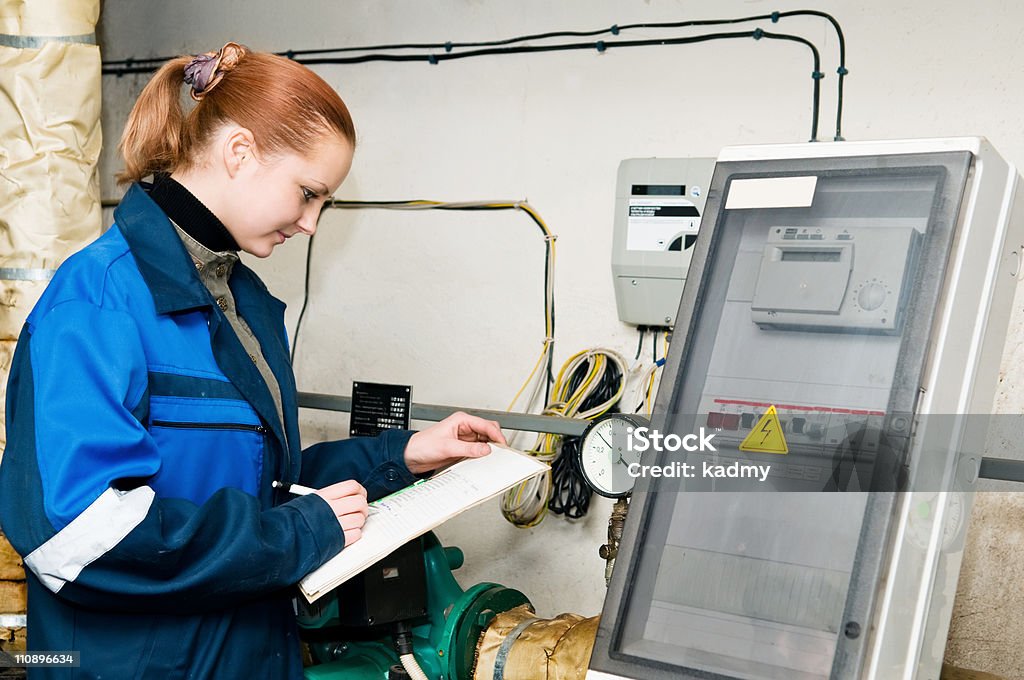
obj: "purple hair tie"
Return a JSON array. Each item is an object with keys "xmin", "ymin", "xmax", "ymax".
[{"xmin": 183, "ymin": 42, "xmax": 247, "ymax": 101}]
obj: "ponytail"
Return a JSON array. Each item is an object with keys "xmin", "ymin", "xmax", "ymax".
[
  {"xmin": 116, "ymin": 56, "xmax": 193, "ymax": 185},
  {"xmin": 116, "ymin": 44, "xmax": 356, "ymax": 187}
]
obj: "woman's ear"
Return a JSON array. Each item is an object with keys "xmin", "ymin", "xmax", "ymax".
[{"xmin": 222, "ymin": 126, "xmax": 256, "ymax": 178}]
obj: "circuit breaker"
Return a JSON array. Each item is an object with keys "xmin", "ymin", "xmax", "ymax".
[{"xmin": 588, "ymin": 138, "xmax": 1024, "ymax": 680}]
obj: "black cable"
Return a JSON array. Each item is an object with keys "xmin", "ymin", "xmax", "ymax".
[
  {"xmin": 544, "ymin": 242, "xmax": 555, "ymax": 404},
  {"xmin": 634, "ymin": 326, "xmax": 646, "ymax": 361},
  {"xmin": 549, "ymin": 438, "xmax": 590, "ymax": 519},
  {"xmin": 775, "ymin": 10, "xmax": 846, "ymax": 141},
  {"xmin": 103, "ymin": 11, "xmax": 844, "ymax": 139},
  {"xmin": 282, "ymin": 27, "xmax": 619, "ymax": 57},
  {"xmin": 290, "ymin": 232, "xmax": 316, "ymax": 365},
  {"xmin": 637, "ymin": 328, "xmax": 668, "ymax": 413},
  {"xmin": 549, "ymin": 356, "xmax": 624, "ymax": 519},
  {"xmin": 101, "ymin": 30, "xmax": 614, "ymax": 68},
  {"xmin": 300, "ymin": 31, "xmax": 820, "ymax": 140},
  {"xmin": 291, "ymin": 30, "xmax": 773, "ymax": 62},
  {"xmin": 99, "ymin": 30, "xmax": 618, "ymax": 69},
  {"xmin": 102, "ymin": 31, "xmax": 822, "ymax": 141},
  {"xmin": 304, "ymin": 31, "xmax": 824, "ymax": 142},
  {"xmin": 749, "ymin": 31, "xmax": 821, "ymax": 141}
]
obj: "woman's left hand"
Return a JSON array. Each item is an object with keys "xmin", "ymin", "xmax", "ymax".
[{"xmin": 404, "ymin": 412, "xmax": 508, "ymax": 475}]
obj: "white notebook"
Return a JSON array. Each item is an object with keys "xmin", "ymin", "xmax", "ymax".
[{"xmin": 299, "ymin": 444, "xmax": 549, "ymax": 602}]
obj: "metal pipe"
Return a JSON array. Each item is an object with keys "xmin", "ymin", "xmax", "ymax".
[
  {"xmin": 297, "ymin": 391, "xmax": 589, "ymax": 437},
  {"xmin": 977, "ymin": 457, "xmax": 1024, "ymax": 484},
  {"xmin": 299, "ymin": 391, "xmax": 1024, "ymax": 484}
]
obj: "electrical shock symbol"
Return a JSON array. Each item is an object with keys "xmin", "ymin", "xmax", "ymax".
[{"xmin": 739, "ymin": 405, "xmax": 789, "ymax": 454}]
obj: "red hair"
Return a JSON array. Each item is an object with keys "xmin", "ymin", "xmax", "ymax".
[{"xmin": 117, "ymin": 48, "xmax": 355, "ymax": 184}]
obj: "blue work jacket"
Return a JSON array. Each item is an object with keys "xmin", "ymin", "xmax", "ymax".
[{"xmin": 0, "ymin": 184, "xmax": 418, "ymax": 678}]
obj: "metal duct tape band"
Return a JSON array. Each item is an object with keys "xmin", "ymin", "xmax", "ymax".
[
  {"xmin": 0, "ymin": 33, "xmax": 95, "ymax": 47},
  {"xmin": 493, "ymin": 616, "xmax": 541, "ymax": 680},
  {"xmin": 0, "ymin": 268, "xmax": 56, "ymax": 281},
  {"xmin": 0, "ymin": 615, "xmax": 26, "ymax": 628},
  {"xmin": 475, "ymin": 605, "xmax": 598, "ymax": 680}
]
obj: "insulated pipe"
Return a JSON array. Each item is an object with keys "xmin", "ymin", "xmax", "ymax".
[
  {"xmin": 0, "ymin": 0, "xmax": 102, "ymax": 442},
  {"xmin": 473, "ymin": 605, "xmax": 600, "ymax": 680},
  {"xmin": 0, "ymin": 0, "xmax": 102, "ymax": 644}
]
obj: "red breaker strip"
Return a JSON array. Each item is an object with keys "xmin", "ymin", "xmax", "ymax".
[{"xmin": 713, "ymin": 398, "xmax": 885, "ymax": 417}]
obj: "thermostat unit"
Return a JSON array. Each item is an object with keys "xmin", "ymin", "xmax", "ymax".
[{"xmin": 612, "ymin": 157, "xmax": 716, "ymax": 326}]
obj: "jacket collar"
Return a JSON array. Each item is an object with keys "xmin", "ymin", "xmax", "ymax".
[
  {"xmin": 114, "ymin": 183, "xmax": 211, "ymax": 315},
  {"xmin": 149, "ymin": 176, "xmax": 240, "ymax": 253},
  {"xmin": 114, "ymin": 183, "xmax": 293, "ymax": 458}
]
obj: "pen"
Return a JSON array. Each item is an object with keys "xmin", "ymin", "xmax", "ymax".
[
  {"xmin": 272, "ymin": 480, "xmax": 378, "ymax": 516},
  {"xmin": 271, "ymin": 480, "xmax": 317, "ymax": 495}
]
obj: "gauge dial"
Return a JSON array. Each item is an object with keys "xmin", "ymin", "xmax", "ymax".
[
  {"xmin": 578, "ymin": 414, "xmax": 648, "ymax": 498},
  {"xmin": 906, "ymin": 491, "xmax": 967, "ymax": 552}
]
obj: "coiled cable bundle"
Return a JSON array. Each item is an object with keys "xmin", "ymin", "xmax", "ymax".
[{"xmin": 501, "ymin": 348, "xmax": 627, "ymax": 526}]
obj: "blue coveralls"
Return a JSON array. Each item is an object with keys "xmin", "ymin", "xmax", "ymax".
[{"xmin": 0, "ymin": 184, "xmax": 418, "ymax": 678}]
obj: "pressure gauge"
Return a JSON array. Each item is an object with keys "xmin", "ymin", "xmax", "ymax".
[
  {"xmin": 906, "ymin": 491, "xmax": 967, "ymax": 551},
  {"xmin": 578, "ymin": 414, "xmax": 648, "ymax": 498}
]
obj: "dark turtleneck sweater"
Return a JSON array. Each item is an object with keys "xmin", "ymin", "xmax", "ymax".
[{"xmin": 149, "ymin": 176, "xmax": 239, "ymax": 252}]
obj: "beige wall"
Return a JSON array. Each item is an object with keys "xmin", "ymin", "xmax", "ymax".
[{"xmin": 96, "ymin": 1, "xmax": 1024, "ymax": 675}]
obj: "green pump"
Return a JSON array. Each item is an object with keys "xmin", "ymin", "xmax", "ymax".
[{"xmin": 300, "ymin": 532, "xmax": 531, "ymax": 680}]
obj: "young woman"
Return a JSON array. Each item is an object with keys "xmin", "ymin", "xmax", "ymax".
[{"xmin": 0, "ymin": 42, "xmax": 505, "ymax": 678}]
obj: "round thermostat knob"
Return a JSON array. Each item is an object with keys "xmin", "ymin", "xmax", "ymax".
[{"xmin": 857, "ymin": 283, "xmax": 887, "ymax": 311}]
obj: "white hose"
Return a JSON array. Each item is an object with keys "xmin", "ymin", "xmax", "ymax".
[{"xmin": 399, "ymin": 653, "xmax": 430, "ymax": 680}]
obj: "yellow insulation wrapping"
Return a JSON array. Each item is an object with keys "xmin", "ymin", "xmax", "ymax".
[
  {"xmin": 0, "ymin": 39, "xmax": 103, "ymax": 338},
  {"xmin": 548, "ymin": 616, "xmax": 600, "ymax": 680},
  {"xmin": 0, "ymin": 624, "xmax": 27, "ymax": 653},
  {"xmin": 0, "ymin": 0, "xmax": 101, "ymax": 617},
  {"xmin": 474, "ymin": 605, "xmax": 600, "ymax": 680},
  {"xmin": 0, "ymin": 339, "xmax": 12, "ymax": 452},
  {"xmin": 0, "ymin": 580, "xmax": 25, "ymax": 614},
  {"xmin": 0, "ymin": 529, "xmax": 21, "ymax": 580},
  {"xmin": 0, "ymin": 0, "xmax": 99, "ymax": 37},
  {"xmin": 0, "ymin": 340, "xmax": 16, "ymax": 613}
]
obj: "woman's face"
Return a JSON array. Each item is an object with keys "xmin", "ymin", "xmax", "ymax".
[{"xmin": 222, "ymin": 132, "xmax": 353, "ymax": 258}]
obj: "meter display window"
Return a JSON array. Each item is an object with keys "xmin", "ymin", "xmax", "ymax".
[{"xmin": 605, "ymin": 153, "xmax": 972, "ymax": 680}]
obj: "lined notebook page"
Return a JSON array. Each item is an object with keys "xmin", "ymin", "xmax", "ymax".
[{"xmin": 299, "ymin": 444, "xmax": 548, "ymax": 602}]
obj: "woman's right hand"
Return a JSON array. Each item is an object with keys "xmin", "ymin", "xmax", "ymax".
[{"xmin": 314, "ymin": 479, "xmax": 368, "ymax": 547}]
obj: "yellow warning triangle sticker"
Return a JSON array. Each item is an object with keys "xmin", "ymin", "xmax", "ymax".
[{"xmin": 739, "ymin": 405, "xmax": 789, "ymax": 454}]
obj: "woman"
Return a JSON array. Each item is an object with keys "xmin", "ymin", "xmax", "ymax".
[{"xmin": 0, "ymin": 42, "xmax": 505, "ymax": 678}]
